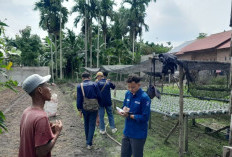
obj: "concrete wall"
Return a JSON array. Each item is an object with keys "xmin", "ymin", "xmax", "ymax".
[
  {"xmin": 0, "ymin": 66, "xmax": 50, "ymax": 86},
  {"xmin": 192, "ymin": 51, "xmax": 217, "ymax": 61},
  {"xmin": 177, "ymin": 53, "xmax": 192, "ymax": 60},
  {"xmin": 176, "ymin": 48, "xmax": 230, "ymax": 63},
  {"xmin": 217, "ymin": 48, "xmax": 230, "ymax": 63}
]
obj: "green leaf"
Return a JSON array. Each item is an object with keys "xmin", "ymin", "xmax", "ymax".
[
  {"xmin": 0, "ymin": 123, "xmax": 8, "ymax": 131},
  {"xmin": 0, "ymin": 21, "xmax": 8, "ymax": 27},
  {"xmin": 0, "ymin": 111, "xmax": 5, "ymax": 121}
]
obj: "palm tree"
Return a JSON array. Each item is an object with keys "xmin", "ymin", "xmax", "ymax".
[
  {"xmin": 72, "ymin": 0, "xmax": 88, "ymax": 67},
  {"xmin": 34, "ymin": 0, "xmax": 68, "ymax": 79},
  {"xmin": 99, "ymin": 0, "xmax": 115, "ymax": 49},
  {"xmin": 72, "ymin": 0, "xmax": 100, "ymax": 68},
  {"xmin": 123, "ymin": 0, "xmax": 156, "ymax": 60},
  {"xmin": 63, "ymin": 29, "xmax": 85, "ymax": 79}
]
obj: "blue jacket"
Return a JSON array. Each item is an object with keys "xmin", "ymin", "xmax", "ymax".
[
  {"xmin": 97, "ymin": 79, "xmax": 115, "ymax": 107},
  {"xmin": 77, "ymin": 80, "xmax": 102, "ymax": 111},
  {"xmin": 122, "ymin": 88, "xmax": 151, "ymax": 139}
]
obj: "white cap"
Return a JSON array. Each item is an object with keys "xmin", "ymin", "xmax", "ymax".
[{"xmin": 22, "ymin": 74, "xmax": 51, "ymax": 94}]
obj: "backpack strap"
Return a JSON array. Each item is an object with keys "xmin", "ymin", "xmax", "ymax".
[
  {"xmin": 100, "ymin": 80, "xmax": 108, "ymax": 92},
  {"xmin": 80, "ymin": 83, "xmax": 85, "ymax": 98}
]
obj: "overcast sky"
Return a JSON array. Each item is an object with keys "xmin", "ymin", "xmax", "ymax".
[{"xmin": 0, "ymin": 0, "xmax": 231, "ymax": 47}]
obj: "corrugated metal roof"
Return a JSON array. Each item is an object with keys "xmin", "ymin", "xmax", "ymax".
[
  {"xmin": 167, "ymin": 40, "xmax": 195, "ymax": 54},
  {"xmin": 176, "ymin": 30, "xmax": 231, "ymax": 55}
]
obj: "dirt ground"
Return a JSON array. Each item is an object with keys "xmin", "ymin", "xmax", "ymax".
[{"xmin": 0, "ymin": 84, "xmax": 119, "ymax": 157}]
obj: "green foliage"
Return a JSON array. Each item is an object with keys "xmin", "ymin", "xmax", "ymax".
[
  {"xmin": 210, "ymin": 76, "xmax": 227, "ymax": 85},
  {"xmin": 12, "ymin": 26, "xmax": 43, "ymax": 66},
  {"xmin": 141, "ymin": 41, "xmax": 172, "ymax": 55},
  {"xmin": 0, "ymin": 20, "xmax": 18, "ymax": 134},
  {"xmin": 0, "ymin": 111, "xmax": 7, "ymax": 134},
  {"xmin": 197, "ymin": 32, "xmax": 207, "ymax": 39},
  {"xmin": 189, "ymin": 83, "xmax": 229, "ymax": 99}
]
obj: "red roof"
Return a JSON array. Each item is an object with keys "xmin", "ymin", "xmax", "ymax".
[
  {"xmin": 176, "ymin": 30, "xmax": 231, "ymax": 55},
  {"xmin": 217, "ymin": 40, "xmax": 230, "ymax": 49}
]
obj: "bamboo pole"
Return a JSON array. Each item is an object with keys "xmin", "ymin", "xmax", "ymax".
[
  {"xmin": 164, "ymin": 120, "xmax": 179, "ymax": 143},
  {"xmin": 179, "ymin": 66, "xmax": 184, "ymax": 157}
]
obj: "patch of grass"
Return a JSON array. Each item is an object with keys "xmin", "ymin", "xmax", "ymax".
[
  {"xmin": 0, "ymin": 86, "xmax": 6, "ymax": 92},
  {"xmin": 112, "ymin": 102, "xmax": 228, "ymax": 157},
  {"xmin": 71, "ymin": 95, "xmax": 228, "ymax": 157}
]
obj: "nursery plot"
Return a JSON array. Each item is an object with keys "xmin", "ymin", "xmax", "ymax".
[{"xmin": 112, "ymin": 90, "xmax": 229, "ymax": 118}]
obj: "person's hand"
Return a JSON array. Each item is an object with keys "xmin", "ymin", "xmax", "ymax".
[
  {"xmin": 121, "ymin": 111, "xmax": 129, "ymax": 117},
  {"xmin": 79, "ymin": 111, "xmax": 82, "ymax": 118},
  {"xmin": 117, "ymin": 107, "xmax": 130, "ymax": 118},
  {"xmin": 52, "ymin": 120, "xmax": 62, "ymax": 135},
  {"xmin": 107, "ymin": 79, "xmax": 110, "ymax": 81},
  {"xmin": 123, "ymin": 106, "xmax": 130, "ymax": 112},
  {"xmin": 117, "ymin": 110, "xmax": 124, "ymax": 116}
]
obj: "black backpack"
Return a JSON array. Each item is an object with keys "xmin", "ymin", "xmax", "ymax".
[{"xmin": 146, "ymin": 85, "xmax": 161, "ymax": 99}]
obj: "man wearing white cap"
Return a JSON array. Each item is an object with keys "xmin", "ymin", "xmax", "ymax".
[{"xmin": 19, "ymin": 74, "xmax": 62, "ymax": 157}]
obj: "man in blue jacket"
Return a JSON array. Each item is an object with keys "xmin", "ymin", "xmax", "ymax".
[
  {"xmin": 96, "ymin": 71, "xmax": 117, "ymax": 134},
  {"xmin": 77, "ymin": 72, "xmax": 102, "ymax": 150},
  {"xmin": 117, "ymin": 74, "xmax": 151, "ymax": 157}
]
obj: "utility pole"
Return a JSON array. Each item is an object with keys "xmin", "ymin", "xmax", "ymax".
[{"xmin": 84, "ymin": 0, "xmax": 88, "ymax": 67}]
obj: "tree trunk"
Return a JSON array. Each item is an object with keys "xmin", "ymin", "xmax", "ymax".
[
  {"xmin": 132, "ymin": 31, "xmax": 135, "ymax": 61},
  {"xmin": 97, "ymin": 18, "xmax": 100, "ymax": 68},
  {"xmin": 103, "ymin": 16, "xmax": 107, "ymax": 49},
  {"xmin": 108, "ymin": 56, "xmax": 110, "ymax": 65},
  {"xmin": 50, "ymin": 37, "xmax": 54, "ymax": 83},
  {"xmin": 85, "ymin": 7, "xmax": 88, "ymax": 67},
  {"xmin": 59, "ymin": 14, "xmax": 63, "ymax": 79},
  {"xmin": 55, "ymin": 35, "xmax": 58, "ymax": 79},
  {"xmin": 89, "ymin": 20, "xmax": 92, "ymax": 68}
]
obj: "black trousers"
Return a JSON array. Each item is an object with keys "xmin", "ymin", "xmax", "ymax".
[{"xmin": 121, "ymin": 135, "xmax": 146, "ymax": 157}]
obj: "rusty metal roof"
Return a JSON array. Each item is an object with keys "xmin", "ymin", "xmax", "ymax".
[{"xmin": 176, "ymin": 30, "xmax": 231, "ymax": 55}]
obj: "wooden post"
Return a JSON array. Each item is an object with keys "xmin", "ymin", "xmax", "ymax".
[
  {"xmin": 179, "ymin": 66, "xmax": 184, "ymax": 157},
  {"xmin": 184, "ymin": 115, "xmax": 188, "ymax": 153},
  {"xmin": 164, "ymin": 120, "xmax": 179, "ymax": 143},
  {"xmin": 192, "ymin": 119, "xmax": 196, "ymax": 126},
  {"xmin": 223, "ymin": 146, "xmax": 232, "ymax": 157}
]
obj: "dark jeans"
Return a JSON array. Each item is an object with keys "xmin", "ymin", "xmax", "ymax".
[
  {"xmin": 121, "ymin": 135, "xmax": 146, "ymax": 157},
  {"xmin": 82, "ymin": 110, "xmax": 98, "ymax": 146}
]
